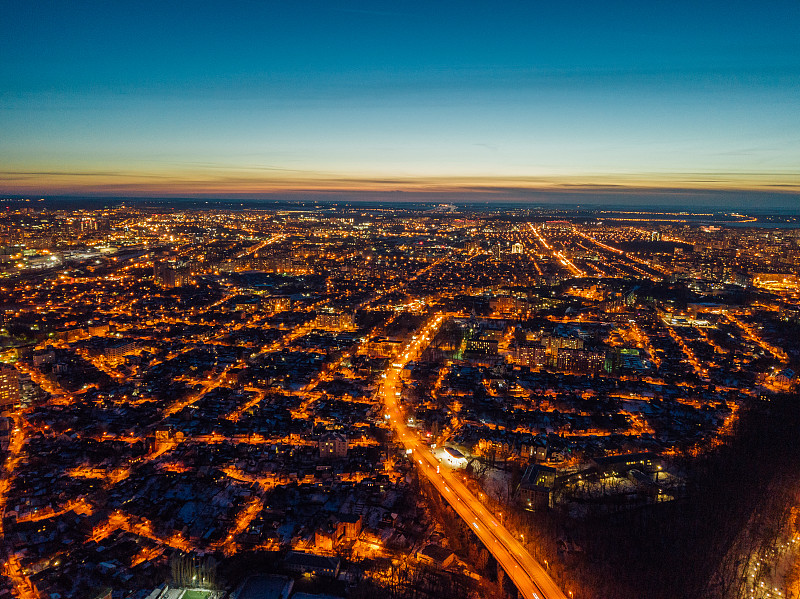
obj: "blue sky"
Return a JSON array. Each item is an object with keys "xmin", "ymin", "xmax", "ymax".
[{"xmin": 1, "ymin": 0, "xmax": 799, "ymax": 203}]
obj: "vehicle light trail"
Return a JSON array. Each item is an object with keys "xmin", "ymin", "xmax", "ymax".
[
  {"xmin": 571, "ymin": 226, "xmax": 664, "ymax": 279},
  {"xmin": 380, "ymin": 314, "xmax": 568, "ymax": 599},
  {"xmin": 529, "ymin": 224, "xmax": 584, "ymax": 278}
]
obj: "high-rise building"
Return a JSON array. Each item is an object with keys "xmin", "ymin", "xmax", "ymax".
[
  {"xmin": 492, "ymin": 243, "xmax": 502, "ymax": 261},
  {"xmin": 511, "ymin": 242, "xmax": 523, "ymax": 254},
  {"xmin": 315, "ymin": 310, "xmax": 355, "ymax": 330},
  {"xmin": 154, "ymin": 260, "xmax": 191, "ymax": 287},
  {"xmin": 0, "ymin": 365, "xmax": 20, "ymax": 412},
  {"xmin": 105, "ymin": 340, "xmax": 138, "ymax": 362}
]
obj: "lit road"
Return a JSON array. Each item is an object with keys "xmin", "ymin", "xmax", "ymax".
[
  {"xmin": 235, "ymin": 232, "xmax": 286, "ymax": 259},
  {"xmin": 380, "ymin": 315, "xmax": 568, "ymax": 599},
  {"xmin": 527, "ymin": 224, "xmax": 584, "ymax": 279},
  {"xmin": 570, "ymin": 226, "xmax": 664, "ymax": 280}
]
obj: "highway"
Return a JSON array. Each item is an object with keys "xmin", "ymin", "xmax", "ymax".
[{"xmin": 380, "ymin": 315, "xmax": 569, "ymax": 599}]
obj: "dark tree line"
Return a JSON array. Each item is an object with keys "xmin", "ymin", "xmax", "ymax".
[
  {"xmin": 554, "ymin": 392, "xmax": 800, "ymax": 599},
  {"xmin": 170, "ymin": 552, "xmax": 218, "ymax": 589}
]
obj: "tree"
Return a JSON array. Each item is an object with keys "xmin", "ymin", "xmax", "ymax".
[
  {"xmin": 170, "ymin": 552, "xmax": 217, "ymax": 589},
  {"xmin": 475, "ymin": 548, "xmax": 490, "ymax": 573},
  {"xmin": 496, "ymin": 564, "xmax": 506, "ymax": 596}
]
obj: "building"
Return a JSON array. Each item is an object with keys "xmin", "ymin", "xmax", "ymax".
[
  {"xmin": 283, "ymin": 551, "xmax": 340, "ymax": 578},
  {"xmin": 491, "ymin": 295, "xmax": 527, "ymax": 316},
  {"xmin": 442, "ymin": 446, "xmax": 468, "ymax": 468},
  {"xmin": 32, "ymin": 350, "xmax": 55, "ymax": 367},
  {"xmin": 417, "ymin": 544, "xmax": 456, "ymax": 568},
  {"xmin": 624, "ymin": 287, "xmax": 638, "ymax": 306},
  {"xmin": 511, "ymin": 242, "xmax": 523, "ymax": 254},
  {"xmin": 554, "ymin": 348, "xmax": 606, "ymax": 374},
  {"xmin": 154, "ymin": 260, "xmax": 191, "ymax": 288},
  {"xmin": 319, "ymin": 432, "xmax": 348, "ymax": 458},
  {"xmin": 314, "ymin": 527, "xmax": 336, "ymax": 551},
  {"xmin": 0, "ymin": 365, "xmax": 20, "ymax": 412},
  {"xmin": 772, "ymin": 368, "xmax": 796, "ymax": 391},
  {"xmin": 733, "ymin": 271, "xmax": 752, "ymax": 287},
  {"xmin": 235, "ymin": 297, "xmax": 261, "ymax": 313},
  {"xmin": 153, "ymin": 428, "xmax": 185, "ymax": 452},
  {"xmin": 315, "ymin": 310, "xmax": 355, "ymax": 330},
  {"xmin": 514, "ymin": 344, "xmax": 548, "ymax": 368},
  {"xmin": 464, "ymin": 337, "xmax": 498, "ymax": 355},
  {"xmin": 336, "ymin": 513, "xmax": 362, "ymax": 540},
  {"xmin": 57, "ymin": 328, "xmax": 84, "ymax": 342},
  {"xmin": 517, "ymin": 464, "xmax": 556, "ymax": 510},
  {"xmin": 592, "ymin": 452, "xmax": 659, "ymax": 477},
  {"xmin": 105, "ymin": 340, "xmax": 138, "ymax": 362},
  {"xmin": 541, "ymin": 335, "xmax": 584, "ymax": 351},
  {"xmin": 87, "ymin": 323, "xmax": 110, "ymax": 336},
  {"xmin": 315, "ymin": 513, "xmax": 362, "ymax": 550},
  {"xmin": 519, "ymin": 437, "xmax": 548, "ymax": 462},
  {"xmin": 366, "ymin": 336, "xmax": 403, "ymax": 359},
  {"xmin": 263, "ymin": 295, "xmax": 291, "ymax": 313}
]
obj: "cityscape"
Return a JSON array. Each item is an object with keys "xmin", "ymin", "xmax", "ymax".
[
  {"xmin": 0, "ymin": 202, "xmax": 799, "ymax": 599},
  {"xmin": 2, "ymin": 1, "xmax": 799, "ymax": 598}
]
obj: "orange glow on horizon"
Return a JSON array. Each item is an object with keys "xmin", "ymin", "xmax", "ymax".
[{"xmin": 2, "ymin": 168, "xmax": 799, "ymax": 196}]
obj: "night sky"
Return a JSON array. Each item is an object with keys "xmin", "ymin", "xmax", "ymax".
[{"xmin": 2, "ymin": 0, "xmax": 799, "ymax": 204}]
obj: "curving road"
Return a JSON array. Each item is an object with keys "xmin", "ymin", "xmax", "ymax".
[{"xmin": 381, "ymin": 315, "xmax": 568, "ymax": 599}]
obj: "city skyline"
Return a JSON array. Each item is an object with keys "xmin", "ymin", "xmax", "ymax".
[
  {"xmin": 2, "ymin": 1, "xmax": 799, "ymax": 202},
  {"xmin": 2, "ymin": 203, "xmax": 799, "ymax": 599}
]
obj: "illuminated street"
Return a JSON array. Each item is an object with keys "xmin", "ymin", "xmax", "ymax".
[
  {"xmin": 381, "ymin": 314, "xmax": 569, "ymax": 599},
  {"xmin": 0, "ymin": 204, "xmax": 797, "ymax": 599}
]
